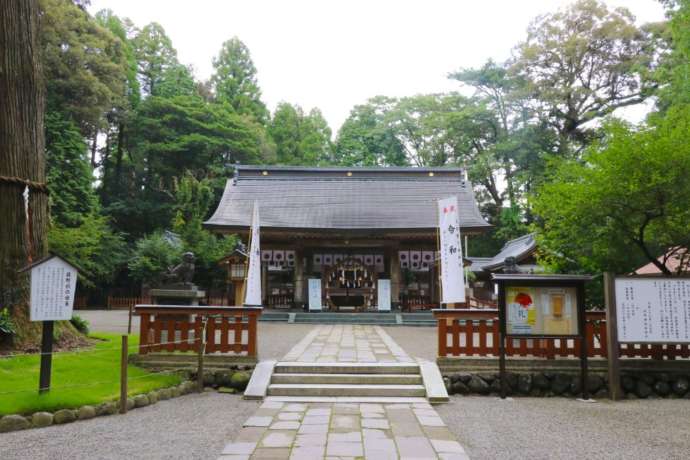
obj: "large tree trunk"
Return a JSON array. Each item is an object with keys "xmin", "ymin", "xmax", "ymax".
[{"xmin": 0, "ymin": 0, "xmax": 48, "ymax": 319}]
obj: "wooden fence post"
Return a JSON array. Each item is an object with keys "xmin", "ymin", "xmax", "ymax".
[
  {"xmin": 120, "ymin": 335, "xmax": 128, "ymax": 414},
  {"xmin": 197, "ymin": 317, "xmax": 207, "ymax": 393},
  {"xmin": 604, "ymin": 272, "xmax": 622, "ymax": 400}
]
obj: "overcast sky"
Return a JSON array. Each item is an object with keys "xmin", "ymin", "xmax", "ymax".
[{"xmin": 88, "ymin": 0, "xmax": 666, "ymax": 132}]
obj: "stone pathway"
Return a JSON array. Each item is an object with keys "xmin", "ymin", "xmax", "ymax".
[
  {"xmin": 219, "ymin": 325, "xmax": 468, "ymax": 459},
  {"xmin": 282, "ymin": 325, "xmax": 414, "ymax": 363}
]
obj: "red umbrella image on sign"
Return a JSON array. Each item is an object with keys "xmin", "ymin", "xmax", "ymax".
[{"xmin": 514, "ymin": 292, "xmax": 533, "ymax": 308}]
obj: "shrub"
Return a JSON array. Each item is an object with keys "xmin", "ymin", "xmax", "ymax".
[
  {"xmin": 0, "ymin": 308, "xmax": 16, "ymax": 336},
  {"xmin": 70, "ymin": 314, "xmax": 89, "ymax": 335}
]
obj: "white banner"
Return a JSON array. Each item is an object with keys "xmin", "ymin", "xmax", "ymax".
[
  {"xmin": 438, "ymin": 196, "xmax": 466, "ymax": 303},
  {"xmin": 244, "ymin": 201, "xmax": 262, "ymax": 306}
]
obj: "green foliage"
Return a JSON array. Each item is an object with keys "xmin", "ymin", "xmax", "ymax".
[
  {"xmin": 531, "ymin": 108, "xmax": 690, "ymax": 276},
  {"xmin": 69, "ymin": 315, "xmax": 89, "ymax": 335},
  {"xmin": 128, "ymin": 232, "xmax": 183, "ymax": 285},
  {"xmin": 269, "ymin": 103, "xmax": 333, "ymax": 165},
  {"xmin": 655, "ymin": 0, "xmax": 690, "ymax": 110},
  {"xmin": 48, "ymin": 214, "xmax": 128, "ymax": 288},
  {"xmin": 511, "ymin": 0, "xmax": 659, "ymax": 152},
  {"xmin": 211, "ymin": 37, "xmax": 268, "ymax": 122},
  {"xmin": 171, "ymin": 174, "xmax": 237, "ymax": 288},
  {"xmin": 0, "ymin": 308, "xmax": 16, "ymax": 336},
  {"xmin": 40, "ymin": 0, "xmax": 128, "ymax": 136},
  {"xmin": 335, "ymin": 97, "xmax": 407, "ymax": 166},
  {"xmin": 132, "ymin": 22, "xmax": 179, "ymax": 96},
  {"xmin": 45, "ymin": 111, "xmax": 99, "ymax": 226}
]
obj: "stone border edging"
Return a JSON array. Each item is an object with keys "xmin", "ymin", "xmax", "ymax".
[
  {"xmin": 0, "ymin": 368, "xmax": 255, "ymax": 433},
  {"xmin": 443, "ymin": 371, "xmax": 690, "ymax": 399}
]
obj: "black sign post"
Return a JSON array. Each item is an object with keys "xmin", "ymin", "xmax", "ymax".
[
  {"xmin": 39, "ymin": 320, "xmax": 54, "ymax": 393},
  {"xmin": 492, "ymin": 273, "xmax": 592, "ymax": 400}
]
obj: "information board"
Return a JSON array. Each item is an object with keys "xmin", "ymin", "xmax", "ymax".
[
  {"xmin": 377, "ymin": 279, "xmax": 391, "ymax": 311},
  {"xmin": 505, "ymin": 286, "xmax": 578, "ymax": 336},
  {"xmin": 308, "ymin": 279, "xmax": 322, "ymax": 311},
  {"xmin": 30, "ymin": 257, "xmax": 77, "ymax": 321},
  {"xmin": 615, "ymin": 278, "xmax": 690, "ymax": 343}
]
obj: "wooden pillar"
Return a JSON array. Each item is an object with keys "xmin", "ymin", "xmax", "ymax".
[
  {"xmin": 294, "ymin": 248, "xmax": 305, "ymax": 307},
  {"xmin": 261, "ymin": 263, "xmax": 268, "ymax": 305},
  {"xmin": 388, "ymin": 245, "xmax": 401, "ymax": 309}
]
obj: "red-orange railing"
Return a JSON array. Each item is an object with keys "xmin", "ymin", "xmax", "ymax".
[
  {"xmin": 135, "ymin": 305, "xmax": 262, "ymax": 357},
  {"xmin": 433, "ymin": 309, "xmax": 690, "ymax": 360}
]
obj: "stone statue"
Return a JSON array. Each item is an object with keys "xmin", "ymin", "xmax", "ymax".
[
  {"xmin": 503, "ymin": 256, "xmax": 519, "ymax": 274},
  {"xmin": 163, "ymin": 252, "xmax": 196, "ymax": 287}
]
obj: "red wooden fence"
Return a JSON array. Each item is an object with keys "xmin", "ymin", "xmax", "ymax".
[
  {"xmin": 135, "ymin": 305, "xmax": 262, "ymax": 357},
  {"xmin": 433, "ymin": 309, "xmax": 690, "ymax": 360}
]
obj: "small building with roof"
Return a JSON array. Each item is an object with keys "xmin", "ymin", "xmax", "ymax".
[
  {"xmin": 205, "ymin": 165, "xmax": 490, "ymax": 310},
  {"xmin": 467, "ymin": 233, "xmax": 542, "ymax": 301}
]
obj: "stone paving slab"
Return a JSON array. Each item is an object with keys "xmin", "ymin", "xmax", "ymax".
[
  {"xmin": 281, "ymin": 325, "xmax": 414, "ymax": 363},
  {"xmin": 219, "ymin": 325, "xmax": 467, "ymax": 459},
  {"xmin": 219, "ymin": 401, "xmax": 469, "ymax": 459}
]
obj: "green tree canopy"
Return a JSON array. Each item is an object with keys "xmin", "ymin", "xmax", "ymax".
[
  {"xmin": 511, "ymin": 0, "xmax": 660, "ymax": 152},
  {"xmin": 268, "ymin": 103, "xmax": 332, "ymax": 165},
  {"xmin": 532, "ymin": 108, "xmax": 690, "ymax": 276},
  {"xmin": 41, "ymin": 0, "xmax": 128, "ymax": 139},
  {"xmin": 210, "ymin": 37, "xmax": 268, "ymax": 122},
  {"xmin": 45, "ymin": 111, "xmax": 99, "ymax": 227},
  {"xmin": 335, "ymin": 97, "xmax": 407, "ymax": 167},
  {"xmin": 132, "ymin": 22, "xmax": 179, "ymax": 96}
]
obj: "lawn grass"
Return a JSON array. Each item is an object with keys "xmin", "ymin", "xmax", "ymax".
[{"xmin": 0, "ymin": 332, "xmax": 181, "ymax": 415}]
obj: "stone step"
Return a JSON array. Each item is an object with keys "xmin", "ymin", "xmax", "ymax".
[
  {"xmin": 267, "ymin": 383, "xmax": 426, "ymax": 397},
  {"xmin": 271, "ymin": 373, "xmax": 423, "ymax": 385},
  {"xmin": 275, "ymin": 362, "xmax": 420, "ymax": 375}
]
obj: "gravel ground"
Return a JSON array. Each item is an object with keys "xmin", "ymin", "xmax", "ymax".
[
  {"xmin": 77, "ymin": 310, "xmax": 316, "ymax": 360},
  {"xmin": 381, "ymin": 325, "xmax": 437, "ymax": 361},
  {"xmin": 437, "ymin": 396, "xmax": 690, "ymax": 460},
  {"xmin": 0, "ymin": 392, "xmax": 258, "ymax": 460}
]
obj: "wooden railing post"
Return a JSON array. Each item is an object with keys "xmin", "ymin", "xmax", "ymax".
[
  {"xmin": 247, "ymin": 312, "xmax": 258, "ymax": 357},
  {"xmin": 120, "ymin": 335, "xmax": 128, "ymax": 414},
  {"xmin": 138, "ymin": 312, "xmax": 150, "ymax": 355},
  {"xmin": 437, "ymin": 317, "xmax": 447, "ymax": 357}
]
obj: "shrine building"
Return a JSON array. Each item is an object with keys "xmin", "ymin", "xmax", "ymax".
[{"xmin": 205, "ymin": 165, "xmax": 490, "ymax": 310}]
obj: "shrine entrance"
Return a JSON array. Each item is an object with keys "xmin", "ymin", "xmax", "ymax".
[{"xmin": 323, "ymin": 257, "xmax": 377, "ymax": 311}]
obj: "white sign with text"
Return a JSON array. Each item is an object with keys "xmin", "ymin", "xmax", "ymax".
[
  {"xmin": 308, "ymin": 279, "xmax": 322, "ymax": 311},
  {"xmin": 615, "ymin": 278, "xmax": 690, "ymax": 343},
  {"xmin": 377, "ymin": 279, "xmax": 391, "ymax": 311},
  {"xmin": 30, "ymin": 257, "xmax": 77, "ymax": 321}
]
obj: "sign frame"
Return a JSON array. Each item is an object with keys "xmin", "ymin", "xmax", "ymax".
[
  {"xmin": 19, "ymin": 254, "xmax": 80, "ymax": 394},
  {"xmin": 604, "ymin": 272, "xmax": 690, "ymax": 400},
  {"xmin": 492, "ymin": 273, "xmax": 592, "ymax": 400}
]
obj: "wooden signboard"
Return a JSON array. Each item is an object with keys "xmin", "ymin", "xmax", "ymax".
[
  {"xmin": 604, "ymin": 273, "xmax": 690, "ymax": 400},
  {"xmin": 493, "ymin": 273, "xmax": 591, "ymax": 400},
  {"xmin": 20, "ymin": 254, "xmax": 79, "ymax": 393},
  {"xmin": 28, "ymin": 256, "xmax": 78, "ymax": 321}
]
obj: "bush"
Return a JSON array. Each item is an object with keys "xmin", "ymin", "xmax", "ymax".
[
  {"xmin": 70, "ymin": 315, "xmax": 89, "ymax": 335},
  {"xmin": 0, "ymin": 308, "xmax": 16, "ymax": 336}
]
